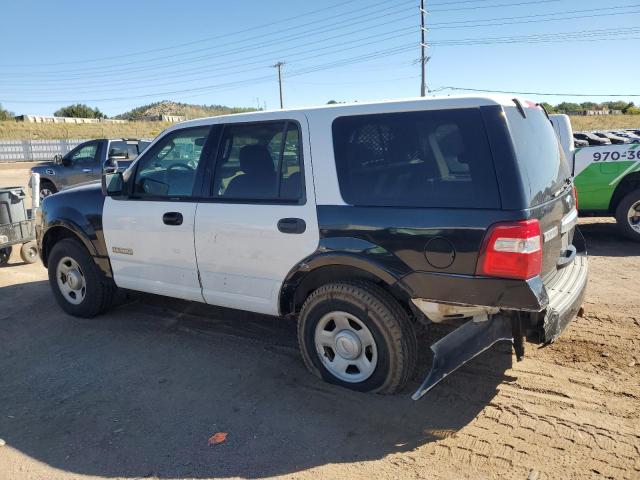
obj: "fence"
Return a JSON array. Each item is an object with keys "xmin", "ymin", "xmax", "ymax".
[{"xmin": 0, "ymin": 139, "xmax": 88, "ymax": 162}]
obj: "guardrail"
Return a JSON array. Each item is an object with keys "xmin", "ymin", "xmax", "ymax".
[{"xmin": 0, "ymin": 139, "xmax": 88, "ymax": 162}]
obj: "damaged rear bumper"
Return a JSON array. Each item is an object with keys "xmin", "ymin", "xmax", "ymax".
[{"xmin": 410, "ymin": 228, "xmax": 588, "ymax": 400}]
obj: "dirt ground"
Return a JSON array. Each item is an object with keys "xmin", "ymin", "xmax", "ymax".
[{"xmin": 0, "ymin": 166, "xmax": 639, "ymax": 480}]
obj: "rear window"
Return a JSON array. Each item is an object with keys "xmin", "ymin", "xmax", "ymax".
[
  {"xmin": 504, "ymin": 106, "xmax": 570, "ymax": 205},
  {"xmin": 332, "ymin": 108, "xmax": 500, "ymax": 208}
]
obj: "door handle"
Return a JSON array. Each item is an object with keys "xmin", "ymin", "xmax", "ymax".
[
  {"xmin": 277, "ymin": 218, "xmax": 306, "ymax": 234},
  {"xmin": 163, "ymin": 212, "xmax": 183, "ymax": 226},
  {"xmin": 82, "ymin": 168, "xmax": 92, "ymax": 173}
]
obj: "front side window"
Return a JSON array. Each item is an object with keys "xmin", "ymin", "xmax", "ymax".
[
  {"xmin": 212, "ymin": 121, "xmax": 303, "ymax": 201},
  {"xmin": 67, "ymin": 142, "xmax": 98, "ymax": 165},
  {"xmin": 133, "ymin": 126, "xmax": 211, "ymax": 197},
  {"xmin": 332, "ymin": 108, "xmax": 500, "ymax": 208}
]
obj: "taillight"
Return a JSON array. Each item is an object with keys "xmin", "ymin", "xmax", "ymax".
[
  {"xmin": 477, "ymin": 219, "xmax": 542, "ymax": 280},
  {"xmin": 572, "ymin": 185, "xmax": 579, "ymax": 210}
]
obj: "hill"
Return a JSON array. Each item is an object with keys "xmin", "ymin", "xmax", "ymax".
[{"xmin": 116, "ymin": 100, "xmax": 257, "ymax": 120}]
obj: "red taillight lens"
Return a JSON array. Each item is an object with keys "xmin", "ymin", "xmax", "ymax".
[
  {"xmin": 477, "ymin": 219, "xmax": 542, "ymax": 280},
  {"xmin": 572, "ymin": 185, "xmax": 579, "ymax": 210}
]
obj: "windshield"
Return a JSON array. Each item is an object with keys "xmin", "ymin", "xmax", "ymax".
[{"xmin": 504, "ymin": 106, "xmax": 571, "ymax": 206}]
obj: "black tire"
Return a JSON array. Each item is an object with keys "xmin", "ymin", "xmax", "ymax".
[
  {"xmin": 0, "ymin": 246, "xmax": 12, "ymax": 265},
  {"xmin": 39, "ymin": 181, "xmax": 57, "ymax": 200},
  {"xmin": 297, "ymin": 281, "xmax": 417, "ymax": 394},
  {"xmin": 615, "ymin": 189, "xmax": 640, "ymax": 242},
  {"xmin": 20, "ymin": 241, "xmax": 38, "ymax": 264},
  {"xmin": 48, "ymin": 238, "xmax": 115, "ymax": 317}
]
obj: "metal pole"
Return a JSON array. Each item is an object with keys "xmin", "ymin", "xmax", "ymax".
[
  {"xmin": 273, "ymin": 61, "xmax": 285, "ymax": 109},
  {"xmin": 420, "ymin": 0, "xmax": 427, "ymax": 97}
]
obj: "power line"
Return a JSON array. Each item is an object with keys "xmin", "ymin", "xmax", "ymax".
[
  {"xmin": 0, "ymin": 0, "xmax": 414, "ymax": 75},
  {"xmin": 0, "ymin": 0, "xmax": 364, "ymax": 67},
  {"xmin": 2, "ymin": 29, "xmax": 416, "ymax": 95},
  {"xmin": 437, "ymin": 86, "xmax": 640, "ymax": 97},
  {"xmin": 0, "ymin": 45, "xmax": 416, "ymax": 104}
]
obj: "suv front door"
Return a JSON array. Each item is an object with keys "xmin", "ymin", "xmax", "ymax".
[
  {"xmin": 61, "ymin": 141, "xmax": 101, "ymax": 187},
  {"xmin": 102, "ymin": 126, "xmax": 212, "ymax": 301},
  {"xmin": 195, "ymin": 115, "xmax": 319, "ymax": 315}
]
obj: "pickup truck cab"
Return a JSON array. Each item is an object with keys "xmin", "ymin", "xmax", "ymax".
[
  {"xmin": 37, "ymin": 96, "xmax": 587, "ymax": 399},
  {"xmin": 31, "ymin": 138, "xmax": 150, "ymax": 199}
]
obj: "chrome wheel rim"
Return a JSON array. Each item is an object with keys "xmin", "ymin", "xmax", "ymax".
[
  {"xmin": 314, "ymin": 311, "xmax": 377, "ymax": 383},
  {"xmin": 56, "ymin": 256, "xmax": 86, "ymax": 305},
  {"xmin": 40, "ymin": 188, "xmax": 53, "ymax": 200},
  {"xmin": 628, "ymin": 201, "xmax": 640, "ymax": 233}
]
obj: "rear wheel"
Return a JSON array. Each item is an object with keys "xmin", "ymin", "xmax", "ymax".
[
  {"xmin": 615, "ymin": 189, "xmax": 640, "ymax": 241},
  {"xmin": 20, "ymin": 241, "xmax": 38, "ymax": 264},
  {"xmin": 0, "ymin": 246, "xmax": 12, "ymax": 265},
  {"xmin": 48, "ymin": 238, "xmax": 115, "ymax": 317},
  {"xmin": 297, "ymin": 281, "xmax": 417, "ymax": 394}
]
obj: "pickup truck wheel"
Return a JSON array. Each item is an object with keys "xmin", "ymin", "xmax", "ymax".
[
  {"xmin": 40, "ymin": 181, "xmax": 57, "ymax": 200},
  {"xmin": 615, "ymin": 190, "xmax": 640, "ymax": 241},
  {"xmin": 298, "ymin": 281, "xmax": 417, "ymax": 394},
  {"xmin": 48, "ymin": 238, "xmax": 115, "ymax": 317}
]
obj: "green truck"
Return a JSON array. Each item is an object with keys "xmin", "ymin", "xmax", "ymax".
[{"xmin": 551, "ymin": 114, "xmax": 640, "ymax": 241}]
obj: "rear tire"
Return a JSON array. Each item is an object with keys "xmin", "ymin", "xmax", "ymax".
[
  {"xmin": 48, "ymin": 238, "xmax": 115, "ymax": 317},
  {"xmin": 20, "ymin": 241, "xmax": 38, "ymax": 264},
  {"xmin": 615, "ymin": 189, "xmax": 640, "ymax": 242},
  {"xmin": 297, "ymin": 281, "xmax": 417, "ymax": 394}
]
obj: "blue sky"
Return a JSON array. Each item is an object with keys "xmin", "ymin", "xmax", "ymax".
[{"xmin": 1, "ymin": 0, "xmax": 639, "ymax": 116}]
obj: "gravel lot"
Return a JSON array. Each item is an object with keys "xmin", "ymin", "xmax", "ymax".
[{"xmin": 1, "ymin": 165, "xmax": 639, "ymax": 480}]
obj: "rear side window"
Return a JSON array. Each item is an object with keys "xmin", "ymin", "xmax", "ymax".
[
  {"xmin": 332, "ymin": 108, "xmax": 500, "ymax": 208},
  {"xmin": 504, "ymin": 107, "xmax": 570, "ymax": 206},
  {"xmin": 212, "ymin": 121, "xmax": 304, "ymax": 201}
]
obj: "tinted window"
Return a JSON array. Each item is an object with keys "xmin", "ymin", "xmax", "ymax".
[
  {"xmin": 133, "ymin": 126, "xmax": 211, "ymax": 197},
  {"xmin": 504, "ymin": 107, "xmax": 570, "ymax": 206},
  {"xmin": 332, "ymin": 108, "xmax": 500, "ymax": 208},
  {"xmin": 68, "ymin": 142, "xmax": 98, "ymax": 165},
  {"xmin": 212, "ymin": 121, "xmax": 303, "ymax": 201},
  {"xmin": 108, "ymin": 141, "xmax": 128, "ymax": 158}
]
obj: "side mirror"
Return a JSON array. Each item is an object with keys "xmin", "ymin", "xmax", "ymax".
[
  {"xmin": 53, "ymin": 154, "xmax": 63, "ymax": 165},
  {"xmin": 103, "ymin": 157, "xmax": 119, "ymax": 173},
  {"xmin": 101, "ymin": 171, "xmax": 124, "ymax": 196}
]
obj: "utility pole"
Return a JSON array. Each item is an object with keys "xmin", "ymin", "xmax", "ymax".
[
  {"xmin": 273, "ymin": 61, "xmax": 285, "ymax": 109},
  {"xmin": 420, "ymin": 0, "xmax": 427, "ymax": 97}
]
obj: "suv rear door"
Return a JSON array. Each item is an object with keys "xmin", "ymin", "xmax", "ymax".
[
  {"xmin": 502, "ymin": 104, "xmax": 577, "ymax": 280},
  {"xmin": 194, "ymin": 114, "xmax": 319, "ymax": 316}
]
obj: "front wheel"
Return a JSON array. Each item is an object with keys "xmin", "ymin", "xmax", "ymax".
[
  {"xmin": 39, "ymin": 181, "xmax": 57, "ymax": 201},
  {"xmin": 297, "ymin": 281, "xmax": 417, "ymax": 394},
  {"xmin": 615, "ymin": 189, "xmax": 640, "ymax": 241},
  {"xmin": 47, "ymin": 238, "xmax": 115, "ymax": 317}
]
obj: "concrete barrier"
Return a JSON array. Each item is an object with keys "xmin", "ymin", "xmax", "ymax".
[{"xmin": 0, "ymin": 139, "xmax": 88, "ymax": 162}]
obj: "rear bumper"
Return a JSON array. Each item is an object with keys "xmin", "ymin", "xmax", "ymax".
[
  {"xmin": 410, "ymin": 228, "xmax": 588, "ymax": 400},
  {"xmin": 536, "ymin": 228, "xmax": 588, "ymax": 343}
]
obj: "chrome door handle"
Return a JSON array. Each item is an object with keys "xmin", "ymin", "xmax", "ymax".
[{"xmin": 82, "ymin": 168, "xmax": 92, "ymax": 173}]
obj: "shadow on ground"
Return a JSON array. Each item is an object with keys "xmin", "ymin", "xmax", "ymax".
[
  {"xmin": 579, "ymin": 220, "xmax": 640, "ymax": 257},
  {"xmin": 0, "ymin": 279, "xmax": 514, "ymax": 478}
]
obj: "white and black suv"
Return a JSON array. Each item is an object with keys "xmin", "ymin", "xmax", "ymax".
[{"xmin": 36, "ymin": 96, "xmax": 588, "ymax": 399}]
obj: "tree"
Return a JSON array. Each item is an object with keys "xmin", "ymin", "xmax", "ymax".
[
  {"xmin": 555, "ymin": 102, "xmax": 582, "ymax": 114},
  {"xmin": 326, "ymin": 100, "xmax": 339, "ymax": 104},
  {"xmin": 0, "ymin": 103, "xmax": 14, "ymax": 121},
  {"xmin": 54, "ymin": 103, "xmax": 106, "ymax": 119},
  {"xmin": 579, "ymin": 102, "xmax": 599, "ymax": 110}
]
